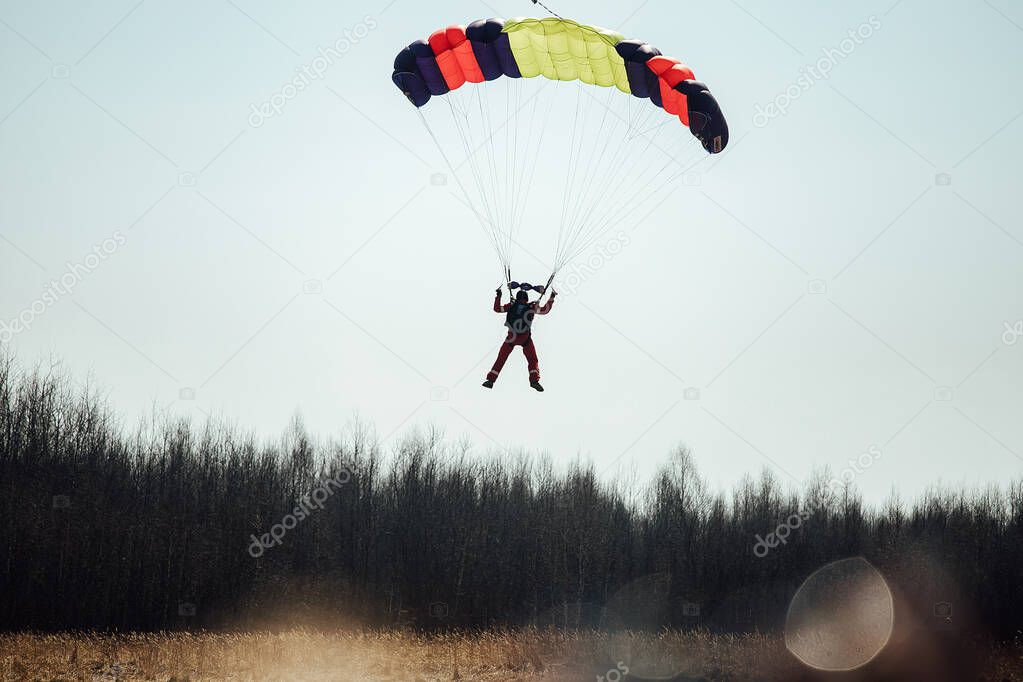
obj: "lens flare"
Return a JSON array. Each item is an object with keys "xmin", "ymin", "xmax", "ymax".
[{"xmin": 784, "ymin": 557, "xmax": 894, "ymax": 671}]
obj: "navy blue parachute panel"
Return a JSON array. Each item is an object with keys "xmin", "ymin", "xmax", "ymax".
[
  {"xmin": 393, "ymin": 44, "xmax": 416, "ymax": 74},
  {"xmin": 392, "ymin": 46, "xmax": 430, "ymax": 106},
  {"xmin": 393, "ymin": 71, "xmax": 430, "ymax": 106},
  {"xmin": 646, "ymin": 68, "xmax": 663, "ymax": 108},
  {"xmin": 466, "ymin": 19, "xmax": 506, "ymax": 81},
  {"xmin": 493, "ymin": 31, "xmax": 521, "ymax": 77},
  {"xmin": 410, "ymin": 40, "xmax": 448, "ymax": 95},
  {"xmin": 675, "ymin": 80, "xmax": 729, "ymax": 153},
  {"xmin": 616, "ymin": 40, "xmax": 660, "ymax": 100}
]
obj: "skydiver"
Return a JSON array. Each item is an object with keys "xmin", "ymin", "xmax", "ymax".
[{"xmin": 482, "ymin": 285, "xmax": 557, "ymax": 392}]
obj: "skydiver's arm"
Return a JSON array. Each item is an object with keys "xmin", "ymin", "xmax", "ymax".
[
  {"xmin": 536, "ymin": 290, "xmax": 557, "ymax": 315},
  {"xmin": 494, "ymin": 288, "xmax": 504, "ymax": 313}
]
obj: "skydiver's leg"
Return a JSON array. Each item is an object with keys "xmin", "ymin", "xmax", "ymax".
[
  {"xmin": 486, "ymin": 339, "xmax": 516, "ymax": 383},
  {"xmin": 522, "ymin": 338, "xmax": 540, "ymax": 383}
]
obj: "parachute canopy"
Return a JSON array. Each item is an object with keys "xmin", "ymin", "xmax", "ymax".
[
  {"xmin": 392, "ymin": 16, "xmax": 729, "ymax": 282},
  {"xmin": 392, "ymin": 17, "xmax": 728, "ymax": 154}
]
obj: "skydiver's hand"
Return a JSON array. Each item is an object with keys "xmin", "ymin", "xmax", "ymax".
[
  {"xmin": 550, "ymin": 289, "xmax": 558, "ymax": 298},
  {"xmin": 496, "ymin": 286, "xmax": 503, "ymax": 295}
]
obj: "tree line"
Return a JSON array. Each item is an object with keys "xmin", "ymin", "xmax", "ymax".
[{"xmin": 1, "ymin": 356, "xmax": 1020, "ymax": 638}]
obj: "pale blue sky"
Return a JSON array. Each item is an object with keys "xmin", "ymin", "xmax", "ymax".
[{"xmin": 1, "ymin": 0, "xmax": 1021, "ymax": 502}]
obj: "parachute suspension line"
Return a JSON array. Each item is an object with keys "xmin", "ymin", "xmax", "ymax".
[
  {"xmin": 556, "ymin": 86, "xmax": 628, "ymax": 270},
  {"xmin": 502, "ymin": 78, "xmax": 522, "ymax": 266},
  {"xmin": 547, "ymin": 83, "xmax": 709, "ymax": 273},
  {"xmin": 477, "ymin": 86, "xmax": 505, "ymax": 243},
  {"xmin": 451, "ymin": 100, "xmax": 509, "ymax": 271},
  {"xmin": 505, "ymin": 80, "xmax": 520, "ymax": 262},
  {"xmin": 599, "ymin": 102, "xmax": 703, "ymax": 238},
  {"xmin": 530, "ymin": 0, "xmax": 567, "ymax": 21},
  {"xmin": 492, "ymin": 78, "xmax": 552, "ymax": 270},
  {"xmin": 563, "ymin": 104, "xmax": 670, "ymax": 259},
  {"xmin": 565, "ymin": 139, "xmax": 702, "ymax": 266},
  {"xmin": 481, "ymin": 86, "xmax": 515, "ymax": 266},
  {"xmin": 446, "ymin": 97, "xmax": 488, "ymax": 218},
  {"xmin": 435, "ymin": 78, "xmax": 559, "ymax": 277},
  {"xmin": 575, "ymin": 121, "xmax": 651, "ymax": 242},
  {"xmin": 610, "ymin": 115, "xmax": 708, "ymax": 226},
  {"xmin": 563, "ymin": 144, "xmax": 703, "ymax": 267},
  {"xmin": 503, "ymin": 78, "xmax": 514, "ymax": 262},
  {"xmin": 541, "ymin": 271, "xmax": 556, "ymax": 298},
  {"xmin": 509, "ymin": 79, "xmax": 536, "ymax": 262},
  {"xmin": 568, "ymin": 88, "xmax": 631, "ymax": 266},
  {"xmin": 585, "ymin": 84, "xmax": 703, "ymax": 261},
  {"xmin": 583, "ymin": 90, "xmax": 656, "ymax": 207},
  {"xmin": 555, "ymin": 85, "xmax": 583, "ymax": 263},
  {"xmin": 448, "ymin": 93, "xmax": 509, "ymax": 269},
  {"xmin": 503, "ymin": 80, "xmax": 524, "ymax": 267},
  {"xmin": 552, "ymin": 84, "xmax": 599, "ymax": 273},
  {"xmin": 480, "ymin": 79, "xmax": 533, "ymax": 271},
  {"xmin": 495, "ymin": 84, "xmax": 550, "ymax": 284},
  {"xmin": 447, "ymin": 96, "xmax": 491, "ymax": 234},
  {"xmin": 459, "ymin": 91, "xmax": 499, "ymax": 250},
  {"xmin": 559, "ymin": 87, "xmax": 615, "ymax": 253},
  {"xmin": 552, "ymin": 85, "xmax": 636, "ymax": 273},
  {"xmin": 508, "ymin": 85, "xmax": 549, "ymax": 251},
  {"xmin": 554, "ymin": 83, "xmax": 601, "ymax": 271},
  {"xmin": 416, "ymin": 107, "xmax": 507, "ymax": 275}
]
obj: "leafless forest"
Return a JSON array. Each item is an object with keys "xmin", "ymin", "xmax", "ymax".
[{"xmin": 1, "ymin": 353, "xmax": 1021, "ymax": 656}]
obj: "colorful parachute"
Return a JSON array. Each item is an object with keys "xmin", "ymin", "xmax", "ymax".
[
  {"xmin": 393, "ymin": 18, "xmax": 728, "ymax": 154},
  {"xmin": 392, "ymin": 16, "xmax": 728, "ymax": 284}
]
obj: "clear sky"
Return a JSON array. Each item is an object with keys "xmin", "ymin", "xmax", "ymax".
[{"xmin": 1, "ymin": 0, "xmax": 1021, "ymax": 503}]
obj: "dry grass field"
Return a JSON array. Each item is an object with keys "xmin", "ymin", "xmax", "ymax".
[
  {"xmin": 2, "ymin": 629, "xmax": 1022, "ymax": 682},
  {"xmin": 0, "ymin": 629, "xmax": 793, "ymax": 681}
]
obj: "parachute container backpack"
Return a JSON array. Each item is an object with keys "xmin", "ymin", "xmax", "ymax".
[{"xmin": 392, "ymin": 15, "xmax": 728, "ymax": 288}]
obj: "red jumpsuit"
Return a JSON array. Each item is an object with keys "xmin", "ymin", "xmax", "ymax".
[{"xmin": 486, "ymin": 292, "xmax": 554, "ymax": 383}]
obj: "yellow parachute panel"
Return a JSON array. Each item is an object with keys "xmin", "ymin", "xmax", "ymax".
[{"xmin": 503, "ymin": 18, "xmax": 631, "ymax": 93}]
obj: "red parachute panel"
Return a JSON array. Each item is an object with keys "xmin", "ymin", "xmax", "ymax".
[
  {"xmin": 647, "ymin": 57, "xmax": 694, "ymax": 125},
  {"xmin": 429, "ymin": 26, "xmax": 483, "ymax": 90}
]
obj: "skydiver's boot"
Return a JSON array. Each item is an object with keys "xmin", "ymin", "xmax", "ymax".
[
  {"xmin": 530, "ymin": 381, "xmax": 544, "ymax": 392},
  {"xmin": 482, "ymin": 380, "xmax": 494, "ymax": 389}
]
